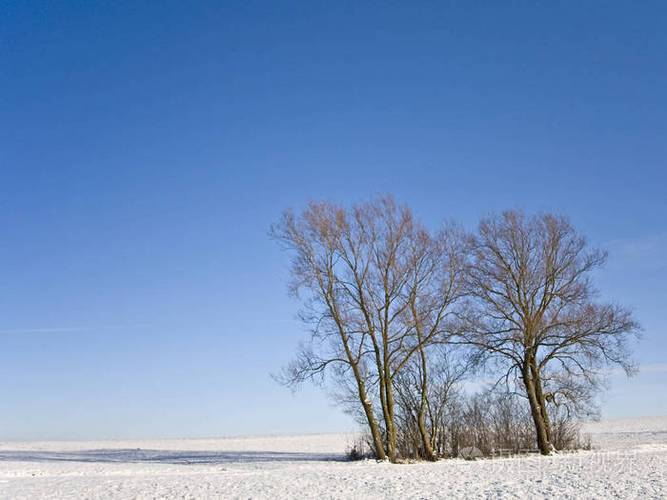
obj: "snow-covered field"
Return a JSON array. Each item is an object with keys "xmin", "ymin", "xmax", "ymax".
[{"xmin": 0, "ymin": 417, "xmax": 665, "ymax": 499}]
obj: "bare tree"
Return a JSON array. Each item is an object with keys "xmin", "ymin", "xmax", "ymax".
[
  {"xmin": 461, "ymin": 211, "xmax": 640, "ymax": 455},
  {"xmin": 271, "ymin": 197, "xmax": 464, "ymax": 462},
  {"xmin": 397, "ymin": 225, "xmax": 467, "ymax": 460}
]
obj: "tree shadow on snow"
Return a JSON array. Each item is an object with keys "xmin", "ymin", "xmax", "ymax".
[{"xmin": 0, "ymin": 449, "xmax": 347, "ymax": 465}]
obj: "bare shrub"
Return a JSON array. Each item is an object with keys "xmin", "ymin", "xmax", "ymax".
[
  {"xmin": 393, "ymin": 346, "xmax": 469, "ymax": 459},
  {"xmin": 345, "ymin": 435, "xmax": 375, "ymax": 461}
]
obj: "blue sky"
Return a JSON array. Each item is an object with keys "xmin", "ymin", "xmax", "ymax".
[{"xmin": 1, "ymin": 1, "xmax": 665, "ymax": 440}]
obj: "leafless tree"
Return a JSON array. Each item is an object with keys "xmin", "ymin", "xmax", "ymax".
[
  {"xmin": 271, "ymin": 197, "xmax": 465, "ymax": 462},
  {"xmin": 461, "ymin": 210, "xmax": 640, "ymax": 454},
  {"xmin": 397, "ymin": 226, "xmax": 467, "ymax": 460}
]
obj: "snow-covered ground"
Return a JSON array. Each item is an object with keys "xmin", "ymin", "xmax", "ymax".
[{"xmin": 0, "ymin": 417, "xmax": 665, "ymax": 499}]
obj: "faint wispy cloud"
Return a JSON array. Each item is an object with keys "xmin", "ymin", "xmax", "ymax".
[
  {"xmin": 606, "ymin": 233, "xmax": 667, "ymax": 270},
  {"xmin": 0, "ymin": 325, "xmax": 150, "ymax": 335},
  {"xmin": 603, "ymin": 362, "xmax": 667, "ymax": 377},
  {"xmin": 636, "ymin": 362, "xmax": 667, "ymax": 373}
]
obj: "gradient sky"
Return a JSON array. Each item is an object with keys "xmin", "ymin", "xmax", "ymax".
[{"xmin": 1, "ymin": 1, "xmax": 665, "ymax": 440}]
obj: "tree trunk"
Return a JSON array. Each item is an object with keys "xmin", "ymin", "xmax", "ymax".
[
  {"xmin": 417, "ymin": 344, "xmax": 436, "ymax": 461},
  {"xmin": 530, "ymin": 361, "xmax": 553, "ymax": 445},
  {"xmin": 522, "ymin": 364, "xmax": 552, "ymax": 455},
  {"xmin": 338, "ymin": 320, "xmax": 387, "ymax": 460},
  {"xmin": 357, "ymin": 380, "xmax": 386, "ymax": 460},
  {"xmin": 378, "ymin": 315, "xmax": 398, "ymax": 463},
  {"xmin": 367, "ymin": 333, "xmax": 393, "ymax": 461},
  {"xmin": 353, "ymin": 371, "xmax": 386, "ymax": 460},
  {"xmin": 384, "ymin": 370, "xmax": 398, "ymax": 462}
]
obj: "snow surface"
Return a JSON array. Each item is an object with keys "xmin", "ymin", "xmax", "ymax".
[{"xmin": 0, "ymin": 417, "xmax": 665, "ymax": 499}]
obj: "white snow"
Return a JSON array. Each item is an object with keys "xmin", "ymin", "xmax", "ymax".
[{"xmin": 0, "ymin": 417, "xmax": 665, "ymax": 499}]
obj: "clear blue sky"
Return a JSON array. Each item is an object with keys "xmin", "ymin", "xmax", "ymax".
[{"xmin": 1, "ymin": 1, "xmax": 665, "ymax": 440}]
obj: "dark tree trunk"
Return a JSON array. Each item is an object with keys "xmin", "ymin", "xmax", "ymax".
[
  {"xmin": 384, "ymin": 371, "xmax": 398, "ymax": 462},
  {"xmin": 417, "ymin": 344, "xmax": 436, "ymax": 461},
  {"xmin": 530, "ymin": 362, "xmax": 553, "ymax": 445},
  {"xmin": 340, "ymin": 325, "xmax": 387, "ymax": 460},
  {"xmin": 357, "ymin": 379, "xmax": 386, "ymax": 460},
  {"xmin": 523, "ymin": 363, "xmax": 553, "ymax": 455}
]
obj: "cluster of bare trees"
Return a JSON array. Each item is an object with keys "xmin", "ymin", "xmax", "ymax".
[{"xmin": 271, "ymin": 197, "xmax": 639, "ymax": 462}]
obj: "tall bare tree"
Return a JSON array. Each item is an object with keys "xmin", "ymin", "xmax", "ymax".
[
  {"xmin": 400, "ymin": 228, "xmax": 467, "ymax": 460},
  {"xmin": 271, "ymin": 197, "xmax": 464, "ymax": 462},
  {"xmin": 462, "ymin": 211, "xmax": 640, "ymax": 455}
]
